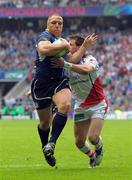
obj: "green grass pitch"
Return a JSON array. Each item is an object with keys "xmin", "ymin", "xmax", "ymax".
[{"xmin": 0, "ymin": 119, "xmax": 131, "ymax": 180}]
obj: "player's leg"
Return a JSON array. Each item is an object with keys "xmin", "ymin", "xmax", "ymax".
[
  {"xmin": 87, "ymin": 99, "xmax": 108, "ymax": 166},
  {"xmin": 37, "ymin": 106, "xmax": 52, "ymax": 148},
  {"xmin": 88, "ymin": 118, "xmax": 104, "ymax": 166},
  {"xmin": 31, "ymin": 79, "xmax": 56, "ymax": 166},
  {"xmin": 74, "ymin": 120, "xmax": 95, "ymax": 159},
  {"xmin": 37, "ymin": 106, "xmax": 56, "ymax": 167},
  {"xmin": 31, "ymin": 79, "xmax": 53, "ymax": 149},
  {"xmin": 49, "ymin": 88, "xmax": 72, "ymax": 144},
  {"xmin": 44, "ymin": 88, "xmax": 72, "ymax": 166}
]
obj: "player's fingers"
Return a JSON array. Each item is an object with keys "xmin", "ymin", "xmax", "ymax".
[
  {"xmin": 91, "ymin": 33, "xmax": 96, "ymax": 37},
  {"xmin": 90, "ymin": 33, "xmax": 98, "ymax": 39},
  {"xmin": 93, "ymin": 35, "xmax": 98, "ymax": 39},
  {"xmin": 88, "ymin": 34, "xmax": 97, "ymax": 40},
  {"xmin": 84, "ymin": 36, "xmax": 90, "ymax": 41},
  {"xmin": 52, "ymin": 64, "xmax": 60, "ymax": 68},
  {"xmin": 87, "ymin": 33, "xmax": 95, "ymax": 39}
]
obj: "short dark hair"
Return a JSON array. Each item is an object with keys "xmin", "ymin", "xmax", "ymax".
[
  {"xmin": 69, "ymin": 34, "xmax": 84, "ymax": 46},
  {"xmin": 47, "ymin": 14, "xmax": 62, "ymax": 21}
]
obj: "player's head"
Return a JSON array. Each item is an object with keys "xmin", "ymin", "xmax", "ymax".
[
  {"xmin": 47, "ymin": 14, "xmax": 63, "ymax": 37},
  {"xmin": 68, "ymin": 34, "xmax": 84, "ymax": 54}
]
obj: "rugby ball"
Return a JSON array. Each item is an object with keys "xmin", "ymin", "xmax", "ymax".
[{"xmin": 53, "ymin": 38, "xmax": 69, "ymax": 57}]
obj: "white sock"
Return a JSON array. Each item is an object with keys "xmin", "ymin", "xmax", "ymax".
[
  {"xmin": 79, "ymin": 142, "xmax": 94, "ymax": 158},
  {"xmin": 95, "ymin": 136, "xmax": 103, "ymax": 150}
]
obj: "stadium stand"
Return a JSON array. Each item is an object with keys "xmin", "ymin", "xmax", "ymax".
[{"xmin": 0, "ymin": 0, "xmax": 132, "ymax": 8}]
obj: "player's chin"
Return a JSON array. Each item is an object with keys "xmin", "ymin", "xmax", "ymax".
[{"xmin": 54, "ymin": 30, "xmax": 61, "ymax": 37}]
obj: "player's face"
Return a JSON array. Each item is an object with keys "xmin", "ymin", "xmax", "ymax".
[
  {"xmin": 69, "ymin": 39, "xmax": 79, "ymax": 54},
  {"xmin": 47, "ymin": 15, "xmax": 63, "ymax": 37}
]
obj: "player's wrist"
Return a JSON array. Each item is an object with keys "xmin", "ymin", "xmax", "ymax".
[
  {"xmin": 80, "ymin": 45, "xmax": 88, "ymax": 52},
  {"xmin": 63, "ymin": 61, "xmax": 72, "ymax": 70},
  {"xmin": 83, "ymin": 42, "xmax": 91, "ymax": 48}
]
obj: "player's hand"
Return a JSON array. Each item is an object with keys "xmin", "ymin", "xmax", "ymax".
[
  {"xmin": 25, "ymin": 90, "xmax": 31, "ymax": 98},
  {"xmin": 82, "ymin": 33, "xmax": 98, "ymax": 49},
  {"xmin": 51, "ymin": 57, "xmax": 64, "ymax": 68},
  {"xmin": 59, "ymin": 39, "xmax": 70, "ymax": 51}
]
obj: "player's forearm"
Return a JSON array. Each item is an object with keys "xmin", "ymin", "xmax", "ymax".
[
  {"xmin": 72, "ymin": 65, "xmax": 89, "ymax": 74},
  {"xmin": 69, "ymin": 46, "xmax": 87, "ymax": 63},
  {"xmin": 64, "ymin": 61, "xmax": 94, "ymax": 74},
  {"xmin": 40, "ymin": 48, "xmax": 60, "ymax": 56},
  {"xmin": 39, "ymin": 43, "xmax": 67, "ymax": 56}
]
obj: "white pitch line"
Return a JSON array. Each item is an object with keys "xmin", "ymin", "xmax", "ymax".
[{"xmin": 0, "ymin": 164, "xmax": 44, "ymax": 168}]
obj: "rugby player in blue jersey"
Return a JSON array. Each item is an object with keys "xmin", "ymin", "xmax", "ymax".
[{"xmin": 31, "ymin": 14, "xmax": 95, "ymax": 167}]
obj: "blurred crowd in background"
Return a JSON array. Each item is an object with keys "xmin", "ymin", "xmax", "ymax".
[
  {"xmin": 0, "ymin": 0, "xmax": 132, "ymax": 8},
  {"xmin": 0, "ymin": 30, "xmax": 35, "ymax": 71},
  {"xmin": 1, "ymin": 96, "xmax": 33, "ymax": 117},
  {"xmin": 0, "ymin": 0, "xmax": 132, "ymax": 117}
]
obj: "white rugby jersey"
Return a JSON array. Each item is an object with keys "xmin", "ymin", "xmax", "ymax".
[{"xmin": 68, "ymin": 54, "xmax": 107, "ymax": 107}]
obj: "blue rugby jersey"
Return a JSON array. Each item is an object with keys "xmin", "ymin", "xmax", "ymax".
[{"xmin": 34, "ymin": 30, "xmax": 68, "ymax": 80}]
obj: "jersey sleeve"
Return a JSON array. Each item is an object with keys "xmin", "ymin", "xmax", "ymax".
[
  {"xmin": 35, "ymin": 32, "xmax": 50, "ymax": 48},
  {"xmin": 84, "ymin": 55, "xmax": 99, "ymax": 70}
]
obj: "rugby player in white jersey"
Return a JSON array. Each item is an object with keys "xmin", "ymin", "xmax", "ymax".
[{"xmin": 52, "ymin": 34, "xmax": 108, "ymax": 168}]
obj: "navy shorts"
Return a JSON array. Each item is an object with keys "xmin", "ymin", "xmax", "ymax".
[{"xmin": 31, "ymin": 77, "xmax": 71, "ymax": 110}]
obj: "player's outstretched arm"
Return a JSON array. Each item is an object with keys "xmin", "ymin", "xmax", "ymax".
[
  {"xmin": 68, "ymin": 33, "xmax": 98, "ymax": 63},
  {"xmin": 52, "ymin": 58, "xmax": 95, "ymax": 74}
]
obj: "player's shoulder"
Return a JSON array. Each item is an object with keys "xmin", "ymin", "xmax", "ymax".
[
  {"xmin": 83, "ymin": 54, "xmax": 97, "ymax": 63},
  {"xmin": 85, "ymin": 54, "xmax": 96, "ymax": 60},
  {"xmin": 83, "ymin": 54, "xmax": 99, "ymax": 70},
  {"xmin": 36, "ymin": 31, "xmax": 50, "ymax": 42}
]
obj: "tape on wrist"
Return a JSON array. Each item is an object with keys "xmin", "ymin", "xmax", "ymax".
[{"xmin": 64, "ymin": 61, "xmax": 72, "ymax": 70}]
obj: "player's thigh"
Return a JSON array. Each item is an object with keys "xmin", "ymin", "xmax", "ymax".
[
  {"xmin": 53, "ymin": 88, "xmax": 72, "ymax": 107},
  {"xmin": 74, "ymin": 120, "xmax": 91, "ymax": 140},
  {"xmin": 88, "ymin": 118, "xmax": 104, "ymax": 138},
  {"xmin": 37, "ymin": 106, "xmax": 52, "ymax": 124}
]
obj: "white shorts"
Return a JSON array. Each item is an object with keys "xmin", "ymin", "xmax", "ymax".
[{"xmin": 73, "ymin": 99, "xmax": 108, "ymax": 122}]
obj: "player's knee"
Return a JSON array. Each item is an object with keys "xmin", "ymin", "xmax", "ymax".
[
  {"xmin": 88, "ymin": 134, "xmax": 99, "ymax": 145},
  {"xmin": 40, "ymin": 120, "xmax": 50, "ymax": 130},
  {"xmin": 58, "ymin": 102, "xmax": 71, "ymax": 113},
  {"xmin": 75, "ymin": 137, "xmax": 84, "ymax": 148}
]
